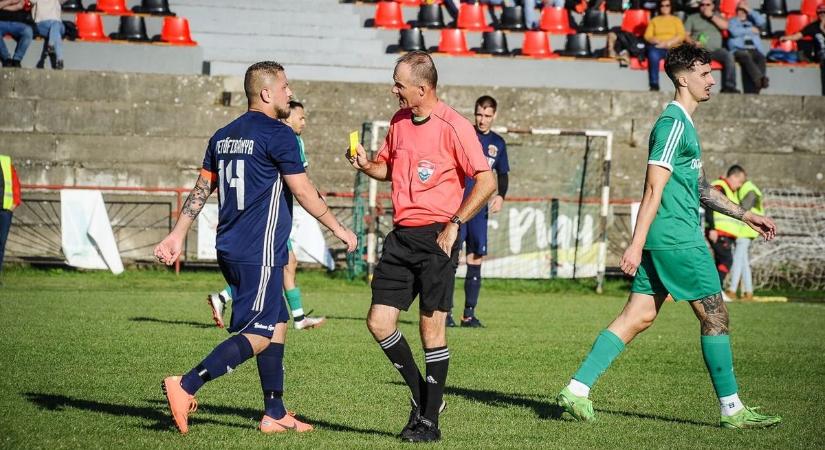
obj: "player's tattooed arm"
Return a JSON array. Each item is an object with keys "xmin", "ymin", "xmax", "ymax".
[
  {"xmin": 180, "ymin": 174, "xmax": 215, "ymax": 220},
  {"xmin": 698, "ymin": 169, "xmax": 746, "ymax": 220},
  {"xmin": 694, "ymin": 293, "xmax": 729, "ymax": 335}
]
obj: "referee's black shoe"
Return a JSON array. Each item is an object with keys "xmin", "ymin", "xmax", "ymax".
[
  {"xmin": 403, "ymin": 417, "xmax": 441, "ymax": 443},
  {"xmin": 401, "ymin": 399, "xmax": 447, "ymax": 440}
]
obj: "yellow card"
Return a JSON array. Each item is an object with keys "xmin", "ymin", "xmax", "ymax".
[{"xmin": 349, "ymin": 131, "xmax": 359, "ymax": 158}]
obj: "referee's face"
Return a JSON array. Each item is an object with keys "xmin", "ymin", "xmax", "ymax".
[{"xmin": 392, "ymin": 62, "xmax": 420, "ymax": 110}]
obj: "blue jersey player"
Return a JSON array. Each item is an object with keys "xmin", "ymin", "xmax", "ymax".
[
  {"xmin": 154, "ymin": 61, "xmax": 357, "ymax": 436},
  {"xmin": 450, "ymin": 95, "xmax": 510, "ymax": 328}
]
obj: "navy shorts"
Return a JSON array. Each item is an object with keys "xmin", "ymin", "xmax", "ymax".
[
  {"xmin": 371, "ymin": 223, "xmax": 460, "ymax": 312},
  {"xmin": 218, "ymin": 258, "xmax": 289, "ymax": 338},
  {"xmin": 459, "ymin": 209, "xmax": 488, "ymax": 256}
]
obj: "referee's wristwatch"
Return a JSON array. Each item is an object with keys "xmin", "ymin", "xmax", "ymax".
[{"xmin": 449, "ymin": 215, "xmax": 463, "ymax": 226}]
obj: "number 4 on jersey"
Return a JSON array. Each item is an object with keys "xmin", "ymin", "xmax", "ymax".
[{"xmin": 218, "ymin": 159, "xmax": 245, "ymax": 210}]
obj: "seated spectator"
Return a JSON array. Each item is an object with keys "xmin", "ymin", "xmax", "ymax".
[
  {"xmin": 643, "ymin": 0, "xmax": 685, "ymax": 90},
  {"xmin": 31, "ymin": 0, "xmax": 66, "ymax": 70},
  {"xmin": 780, "ymin": 4, "xmax": 824, "ymax": 95},
  {"xmin": 684, "ymin": 0, "xmax": 739, "ymax": 92},
  {"xmin": 0, "ymin": 0, "xmax": 34, "ymax": 68},
  {"xmin": 727, "ymin": 0, "xmax": 768, "ymax": 94}
]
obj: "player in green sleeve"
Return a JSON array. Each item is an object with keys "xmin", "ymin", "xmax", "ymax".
[
  {"xmin": 208, "ymin": 101, "xmax": 326, "ymax": 331},
  {"xmin": 555, "ymin": 43, "xmax": 782, "ymax": 429}
]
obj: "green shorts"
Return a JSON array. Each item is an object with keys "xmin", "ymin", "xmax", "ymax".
[{"xmin": 631, "ymin": 246, "xmax": 721, "ymax": 301}]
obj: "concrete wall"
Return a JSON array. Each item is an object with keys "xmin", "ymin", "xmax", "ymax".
[{"xmin": 3, "ymin": 67, "xmax": 824, "ymax": 200}]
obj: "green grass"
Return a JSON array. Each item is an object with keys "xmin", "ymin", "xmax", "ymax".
[{"xmin": 1, "ymin": 267, "xmax": 823, "ymax": 449}]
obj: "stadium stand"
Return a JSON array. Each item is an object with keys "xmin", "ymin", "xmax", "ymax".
[
  {"xmin": 520, "ymin": 30, "xmax": 557, "ymax": 57},
  {"xmin": 480, "ymin": 30, "xmax": 510, "ymax": 54},
  {"xmin": 87, "ymin": 0, "xmax": 133, "ymax": 16},
  {"xmin": 416, "ymin": 3, "xmax": 445, "ymax": 28},
  {"xmin": 109, "ymin": 15, "xmax": 149, "ymax": 41},
  {"xmin": 399, "ymin": 27, "xmax": 426, "ymax": 51},
  {"xmin": 131, "ymin": 0, "xmax": 175, "ymax": 16},
  {"xmin": 762, "ymin": 0, "xmax": 788, "ymax": 16},
  {"xmin": 539, "ymin": 7, "xmax": 575, "ymax": 34},
  {"xmin": 457, "ymin": 2, "xmax": 494, "ymax": 31},
  {"xmin": 437, "ymin": 27, "xmax": 474, "ymax": 54}
]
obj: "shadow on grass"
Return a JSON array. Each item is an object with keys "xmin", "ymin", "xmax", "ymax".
[
  {"xmin": 145, "ymin": 399, "xmax": 398, "ymax": 438},
  {"xmin": 130, "ymin": 316, "xmax": 215, "ymax": 329},
  {"xmin": 397, "ymin": 383, "xmax": 715, "ymax": 428},
  {"xmin": 22, "ymin": 392, "xmax": 245, "ymax": 432},
  {"xmin": 324, "ymin": 315, "xmax": 415, "ymax": 326}
]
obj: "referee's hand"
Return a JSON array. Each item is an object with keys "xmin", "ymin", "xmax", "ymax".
[
  {"xmin": 437, "ymin": 223, "xmax": 459, "ymax": 256},
  {"xmin": 346, "ymin": 144, "xmax": 370, "ymax": 171}
]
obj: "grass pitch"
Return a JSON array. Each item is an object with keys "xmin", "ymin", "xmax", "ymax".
[{"xmin": 1, "ymin": 268, "xmax": 823, "ymax": 449}]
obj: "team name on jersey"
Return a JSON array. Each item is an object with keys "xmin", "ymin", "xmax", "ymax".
[
  {"xmin": 690, "ymin": 158, "xmax": 702, "ymax": 170},
  {"xmin": 216, "ymin": 137, "xmax": 255, "ymax": 155}
]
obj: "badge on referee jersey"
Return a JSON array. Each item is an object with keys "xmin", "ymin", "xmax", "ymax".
[{"xmin": 417, "ymin": 160, "xmax": 435, "ymax": 183}]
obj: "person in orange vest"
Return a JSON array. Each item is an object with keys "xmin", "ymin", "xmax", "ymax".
[
  {"xmin": 0, "ymin": 154, "xmax": 22, "ymax": 274},
  {"xmin": 705, "ymin": 165, "xmax": 747, "ymax": 294}
]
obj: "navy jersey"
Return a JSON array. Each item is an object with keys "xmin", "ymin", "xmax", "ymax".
[
  {"xmin": 464, "ymin": 129, "xmax": 509, "ymax": 197},
  {"xmin": 202, "ymin": 111, "xmax": 305, "ymax": 266}
]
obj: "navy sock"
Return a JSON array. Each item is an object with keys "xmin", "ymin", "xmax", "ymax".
[
  {"xmin": 180, "ymin": 334, "xmax": 254, "ymax": 395},
  {"xmin": 463, "ymin": 264, "xmax": 481, "ymax": 318},
  {"xmin": 257, "ymin": 343, "xmax": 287, "ymax": 419}
]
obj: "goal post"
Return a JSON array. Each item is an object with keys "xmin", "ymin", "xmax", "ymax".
[{"xmin": 348, "ymin": 121, "xmax": 613, "ymax": 293}]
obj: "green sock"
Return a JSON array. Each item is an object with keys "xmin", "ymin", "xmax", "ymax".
[
  {"xmin": 700, "ymin": 335, "xmax": 739, "ymax": 397},
  {"xmin": 222, "ymin": 284, "xmax": 232, "ymax": 300},
  {"xmin": 284, "ymin": 288, "xmax": 304, "ymax": 320},
  {"xmin": 572, "ymin": 329, "xmax": 626, "ymax": 387}
]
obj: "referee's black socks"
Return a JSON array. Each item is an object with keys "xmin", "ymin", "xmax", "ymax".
[
  {"xmin": 377, "ymin": 329, "xmax": 425, "ymax": 407},
  {"xmin": 423, "ymin": 346, "xmax": 450, "ymax": 424}
]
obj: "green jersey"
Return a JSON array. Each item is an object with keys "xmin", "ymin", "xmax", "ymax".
[
  {"xmin": 644, "ymin": 101, "xmax": 706, "ymax": 250},
  {"xmin": 296, "ymin": 135, "xmax": 308, "ymax": 168}
]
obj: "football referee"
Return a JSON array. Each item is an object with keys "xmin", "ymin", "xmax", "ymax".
[{"xmin": 348, "ymin": 51, "xmax": 495, "ymax": 443}]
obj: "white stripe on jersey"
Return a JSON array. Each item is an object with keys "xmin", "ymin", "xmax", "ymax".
[
  {"xmin": 261, "ymin": 175, "xmax": 283, "ymax": 266},
  {"xmin": 661, "ymin": 120, "xmax": 684, "ymax": 165}
]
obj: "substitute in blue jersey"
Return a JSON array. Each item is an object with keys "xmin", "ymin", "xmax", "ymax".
[
  {"xmin": 452, "ymin": 95, "xmax": 510, "ymax": 328},
  {"xmin": 154, "ymin": 61, "xmax": 356, "ymax": 436}
]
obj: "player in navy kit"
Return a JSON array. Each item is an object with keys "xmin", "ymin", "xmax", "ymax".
[
  {"xmin": 448, "ymin": 95, "xmax": 510, "ymax": 328},
  {"xmin": 154, "ymin": 61, "xmax": 357, "ymax": 435}
]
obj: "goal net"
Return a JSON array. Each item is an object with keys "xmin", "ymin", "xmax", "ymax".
[
  {"xmin": 749, "ymin": 189, "xmax": 825, "ymax": 290},
  {"xmin": 350, "ymin": 121, "xmax": 613, "ymax": 292}
]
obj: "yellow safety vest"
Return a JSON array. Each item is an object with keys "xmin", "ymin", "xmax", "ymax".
[
  {"xmin": 711, "ymin": 178, "xmax": 741, "ymax": 237},
  {"xmin": 0, "ymin": 155, "xmax": 13, "ymax": 211},
  {"xmin": 736, "ymin": 180, "xmax": 764, "ymax": 239}
]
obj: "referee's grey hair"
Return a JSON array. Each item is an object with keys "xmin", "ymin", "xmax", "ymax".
[
  {"xmin": 395, "ymin": 51, "xmax": 438, "ymax": 89},
  {"xmin": 244, "ymin": 61, "xmax": 285, "ymax": 101}
]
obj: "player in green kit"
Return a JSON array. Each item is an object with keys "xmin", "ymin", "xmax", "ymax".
[
  {"xmin": 555, "ymin": 43, "xmax": 782, "ymax": 429},
  {"xmin": 207, "ymin": 101, "xmax": 326, "ymax": 331}
]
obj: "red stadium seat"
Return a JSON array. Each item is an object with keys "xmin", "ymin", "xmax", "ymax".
[
  {"xmin": 539, "ymin": 7, "xmax": 573, "ymax": 34},
  {"xmin": 160, "ymin": 16, "xmax": 197, "ymax": 45},
  {"xmin": 800, "ymin": 0, "xmax": 825, "ymax": 18},
  {"xmin": 621, "ymin": 9, "xmax": 650, "ymax": 37},
  {"xmin": 437, "ymin": 28, "xmax": 474, "ymax": 55},
  {"xmin": 457, "ymin": 3, "xmax": 493, "ymax": 31},
  {"xmin": 75, "ymin": 12, "xmax": 110, "ymax": 41},
  {"xmin": 629, "ymin": 57, "xmax": 665, "ymax": 70},
  {"xmin": 92, "ymin": 0, "xmax": 133, "ymax": 15},
  {"xmin": 520, "ymin": 30, "xmax": 557, "ymax": 58},
  {"xmin": 374, "ymin": 1, "xmax": 410, "ymax": 29},
  {"xmin": 771, "ymin": 37, "xmax": 797, "ymax": 50},
  {"xmin": 396, "ymin": 0, "xmax": 422, "ymax": 5},
  {"xmin": 710, "ymin": 59, "xmax": 723, "ymax": 70},
  {"xmin": 719, "ymin": 0, "xmax": 737, "ymax": 17},
  {"xmin": 784, "ymin": 13, "xmax": 810, "ymax": 35}
]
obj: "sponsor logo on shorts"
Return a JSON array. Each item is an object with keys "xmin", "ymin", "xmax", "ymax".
[
  {"xmin": 253, "ymin": 322, "xmax": 275, "ymax": 331},
  {"xmin": 417, "ymin": 160, "xmax": 435, "ymax": 183}
]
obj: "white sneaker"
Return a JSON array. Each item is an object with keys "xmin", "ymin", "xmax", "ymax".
[
  {"xmin": 294, "ymin": 316, "xmax": 326, "ymax": 330},
  {"xmin": 207, "ymin": 292, "xmax": 227, "ymax": 328},
  {"xmin": 721, "ymin": 291, "xmax": 733, "ymax": 303}
]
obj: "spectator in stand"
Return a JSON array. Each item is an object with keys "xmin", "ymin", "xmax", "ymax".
[
  {"xmin": 727, "ymin": 0, "xmax": 768, "ymax": 94},
  {"xmin": 684, "ymin": 0, "xmax": 739, "ymax": 93},
  {"xmin": 0, "ymin": 154, "xmax": 21, "ymax": 276},
  {"xmin": 31, "ymin": 0, "xmax": 67, "ymax": 70},
  {"xmin": 643, "ymin": 0, "xmax": 686, "ymax": 91},
  {"xmin": 780, "ymin": 4, "xmax": 825, "ymax": 95},
  {"xmin": 0, "ymin": 0, "xmax": 33, "ymax": 68}
]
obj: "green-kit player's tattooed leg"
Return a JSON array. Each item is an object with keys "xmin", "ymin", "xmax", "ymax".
[{"xmin": 694, "ymin": 293, "xmax": 729, "ymax": 336}]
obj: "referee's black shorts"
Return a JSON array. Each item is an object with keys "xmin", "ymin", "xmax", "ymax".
[{"xmin": 371, "ymin": 222, "xmax": 460, "ymax": 312}]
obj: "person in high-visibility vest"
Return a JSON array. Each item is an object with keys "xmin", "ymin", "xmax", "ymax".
[
  {"xmin": 727, "ymin": 179, "xmax": 763, "ymax": 301},
  {"xmin": 0, "ymin": 154, "xmax": 22, "ymax": 274},
  {"xmin": 705, "ymin": 165, "xmax": 747, "ymax": 290}
]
